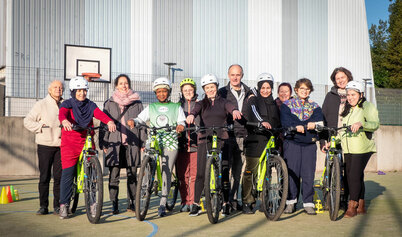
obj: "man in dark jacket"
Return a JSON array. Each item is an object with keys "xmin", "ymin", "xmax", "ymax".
[{"xmin": 218, "ymin": 64, "xmax": 252, "ymax": 211}]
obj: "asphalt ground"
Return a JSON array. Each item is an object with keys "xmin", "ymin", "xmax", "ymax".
[{"xmin": 1, "ymin": 172, "xmax": 401, "ymax": 237}]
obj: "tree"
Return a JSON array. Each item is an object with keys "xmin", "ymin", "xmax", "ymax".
[
  {"xmin": 369, "ymin": 20, "xmax": 389, "ymax": 88},
  {"xmin": 369, "ymin": 0, "xmax": 402, "ymax": 88},
  {"xmin": 384, "ymin": 0, "xmax": 402, "ymax": 88}
]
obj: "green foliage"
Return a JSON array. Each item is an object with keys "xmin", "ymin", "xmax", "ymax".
[{"xmin": 369, "ymin": 0, "xmax": 402, "ymax": 88}]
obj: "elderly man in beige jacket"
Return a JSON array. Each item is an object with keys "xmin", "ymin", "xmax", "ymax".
[{"xmin": 24, "ymin": 80, "xmax": 64, "ymax": 215}]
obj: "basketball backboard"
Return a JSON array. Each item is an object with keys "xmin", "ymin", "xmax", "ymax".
[{"xmin": 64, "ymin": 44, "xmax": 111, "ymax": 83}]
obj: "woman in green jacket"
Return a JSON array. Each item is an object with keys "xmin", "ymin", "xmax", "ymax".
[{"xmin": 338, "ymin": 81, "xmax": 379, "ymax": 218}]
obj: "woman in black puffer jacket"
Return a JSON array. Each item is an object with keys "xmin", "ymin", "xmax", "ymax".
[{"xmin": 242, "ymin": 73, "xmax": 281, "ymax": 214}]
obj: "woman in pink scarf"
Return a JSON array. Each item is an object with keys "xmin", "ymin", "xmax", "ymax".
[{"xmin": 100, "ymin": 74, "xmax": 147, "ymax": 215}]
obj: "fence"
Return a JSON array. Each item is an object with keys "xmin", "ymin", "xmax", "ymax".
[{"xmin": 1, "ymin": 66, "xmax": 382, "ymax": 120}]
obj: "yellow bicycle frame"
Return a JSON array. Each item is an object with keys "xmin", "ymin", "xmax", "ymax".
[
  {"xmin": 149, "ymin": 133, "xmax": 163, "ymax": 192},
  {"xmin": 256, "ymin": 136, "xmax": 276, "ymax": 191},
  {"xmin": 209, "ymin": 134, "xmax": 219, "ymax": 192},
  {"xmin": 76, "ymin": 132, "xmax": 93, "ymax": 193}
]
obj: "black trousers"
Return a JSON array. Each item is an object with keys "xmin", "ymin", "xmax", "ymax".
[
  {"xmin": 108, "ymin": 145, "xmax": 137, "ymax": 203},
  {"xmin": 37, "ymin": 145, "xmax": 62, "ymax": 209},
  {"xmin": 344, "ymin": 152, "xmax": 372, "ymax": 201},
  {"xmin": 194, "ymin": 140, "xmax": 230, "ymax": 204}
]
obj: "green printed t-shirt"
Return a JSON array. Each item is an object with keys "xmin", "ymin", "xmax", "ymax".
[{"xmin": 149, "ymin": 102, "xmax": 180, "ymax": 150}]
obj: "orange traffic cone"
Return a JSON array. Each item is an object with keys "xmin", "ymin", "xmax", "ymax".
[
  {"xmin": 0, "ymin": 186, "xmax": 9, "ymax": 204},
  {"xmin": 10, "ymin": 185, "xmax": 17, "ymax": 201},
  {"xmin": 6, "ymin": 186, "xmax": 13, "ymax": 203}
]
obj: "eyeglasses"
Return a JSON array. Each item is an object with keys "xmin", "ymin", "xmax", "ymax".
[{"xmin": 298, "ymin": 87, "xmax": 311, "ymax": 92}]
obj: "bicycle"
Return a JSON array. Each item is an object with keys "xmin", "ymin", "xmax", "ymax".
[
  {"xmin": 68, "ymin": 125, "xmax": 104, "ymax": 224},
  {"xmin": 135, "ymin": 124, "xmax": 180, "ymax": 221},
  {"xmin": 195, "ymin": 125, "xmax": 233, "ymax": 224},
  {"xmin": 315, "ymin": 125, "xmax": 349, "ymax": 221},
  {"xmin": 246, "ymin": 122, "xmax": 293, "ymax": 221}
]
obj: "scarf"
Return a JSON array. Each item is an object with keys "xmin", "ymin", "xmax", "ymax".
[
  {"xmin": 112, "ymin": 89, "xmax": 140, "ymax": 106},
  {"xmin": 112, "ymin": 89, "xmax": 140, "ymax": 145},
  {"xmin": 60, "ymin": 90, "xmax": 98, "ymax": 127},
  {"xmin": 284, "ymin": 95, "xmax": 319, "ymax": 121}
]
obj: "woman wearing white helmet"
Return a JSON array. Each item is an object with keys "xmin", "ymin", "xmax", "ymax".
[
  {"xmin": 58, "ymin": 76, "xmax": 116, "ymax": 219},
  {"xmin": 242, "ymin": 73, "xmax": 281, "ymax": 214},
  {"xmin": 336, "ymin": 80, "xmax": 379, "ymax": 218},
  {"xmin": 127, "ymin": 77, "xmax": 186, "ymax": 217},
  {"xmin": 186, "ymin": 73, "xmax": 242, "ymax": 217}
]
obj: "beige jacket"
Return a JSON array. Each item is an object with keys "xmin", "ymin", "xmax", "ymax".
[{"xmin": 24, "ymin": 94, "xmax": 63, "ymax": 147}]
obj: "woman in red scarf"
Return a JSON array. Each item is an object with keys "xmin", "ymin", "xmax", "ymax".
[{"xmin": 100, "ymin": 74, "xmax": 146, "ymax": 214}]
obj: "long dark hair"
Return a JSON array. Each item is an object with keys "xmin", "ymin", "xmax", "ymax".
[
  {"xmin": 341, "ymin": 96, "xmax": 366, "ymax": 117},
  {"xmin": 330, "ymin": 67, "xmax": 353, "ymax": 87},
  {"xmin": 114, "ymin": 74, "xmax": 132, "ymax": 89}
]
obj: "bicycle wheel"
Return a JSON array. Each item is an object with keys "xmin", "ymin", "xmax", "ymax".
[
  {"xmin": 166, "ymin": 168, "xmax": 179, "ymax": 211},
  {"xmin": 84, "ymin": 157, "xmax": 104, "ymax": 224},
  {"xmin": 69, "ymin": 181, "xmax": 79, "ymax": 214},
  {"xmin": 262, "ymin": 155, "xmax": 288, "ymax": 221},
  {"xmin": 135, "ymin": 155, "xmax": 154, "ymax": 221},
  {"xmin": 204, "ymin": 156, "xmax": 221, "ymax": 224},
  {"xmin": 328, "ymin": 156, "xmax": 341, "ymax": 221}
]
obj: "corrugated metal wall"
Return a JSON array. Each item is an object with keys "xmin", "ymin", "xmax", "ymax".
[
  {"xmin": 131, "ymin": 0, "xmax": 153, "ymax": 78},
  {"xmin": 7, "ymin": 0, "xmax": 85, "ymax": 98},
  {"xmin": 298, "ymin": 0, "xmax": 328, "ymax": 103},
  {"xmin": 248, "ymin": 0, "xmax": 282, "ymax": 83},
  {"xmin": 328, "ymin": 0, "xmax": 374, "ymax": 102},
  {"xmin": 85, "ymin": 0, "xmax": 131, "ymax": 75},
  {"xmin": 282, "ymin": 0, "xmax": 298, "ymax": 83},
  {"xmin": 153, "ymin": 0, "xmax": 193, "ymax": 83},
  {"xmin": 193, "ymin": 0, "xmax": 247, "ymax": 81},
  {"xmin": 0, "ymin": 0, "xmax": 6, "ymax": 67}
]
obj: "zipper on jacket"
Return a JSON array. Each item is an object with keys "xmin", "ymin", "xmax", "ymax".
[{"xmin": 187, "ymin": 99, "xmax": 191, "ymax": 152}]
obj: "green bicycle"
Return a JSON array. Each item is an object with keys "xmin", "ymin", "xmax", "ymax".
[
  {"xmin": 316, "ymin": 125, "xmax": 349, "ymax": 221},
  {"xmin": 135, "ymin": 124, "xmax": 180, "ymax": 221},
  {"xmin": 194, "ymin": 125, "xmax": 233, "ymax": 224},
  {"xmin": 69, "ymin": 125, "xmax": 104, "ymax": 224},
  {"xmin": 247, "ymin": 122, "xmax": 293, "ymax": 221}
]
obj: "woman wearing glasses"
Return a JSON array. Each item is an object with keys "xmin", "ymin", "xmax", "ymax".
[{"xmin": 280, "ymin": 78, "xmax": 323, "ymax": 215}]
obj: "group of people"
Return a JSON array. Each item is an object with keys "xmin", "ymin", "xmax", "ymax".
[{"xmin": 24, "ymin": 65, "xmax": 379, "ymax": 220}]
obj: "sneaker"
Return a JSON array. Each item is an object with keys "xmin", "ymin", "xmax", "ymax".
[
  {"xmin": 304, "ymin": 206, "xmax": 316, "ymax": 215},
  {"xmin": 242, "ymin": 203, "xmax": 254, "ymax": 214},
  {"xmin": 158, "ymin": 206, "xmax": 166, "ymax": 217},
  {"xmin": 53, "ymin": 207, "xmax": 60, "ymax": 215},
  {"xmin": 284, "ymin": 204, "xmax": 295, "ymax": 214},
  {"xmin": 189, "ymin": 204, "xmax": 201, "ymax": 216},
  {"xmin": 180, "ymin": 204, "xmax": 190, "ymax": 212},
  {"xmin": 222, "ymin": 203, "xmax": 230, "ymax": 217},
  {"xmin": 36, "ymin": 207, "xmax": 49, "ymax": 215},
  {"xmin": 59, "ymin": 204, "xmax": 69, "ymax": 219}
]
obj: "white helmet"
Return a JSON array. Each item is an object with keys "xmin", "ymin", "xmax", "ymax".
[
  {"xmin": 201, "ymin": 74, "xmax": 219, "ymax": 87},
  {"xmin": 153, "ymin": 77, "xmax": 171, "ymax": 92},
  {"xmin": 257, "ymin": 73, "xmax": 274, "ymax": 83},
  {"xmin": 69, "ymin": 76, "xmax": 89, "ymax": 91},
  {"xmin": 346, "ymin": 81, "xmax": 364, "ymax": 93}
]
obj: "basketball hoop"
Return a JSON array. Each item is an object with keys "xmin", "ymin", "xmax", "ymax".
[{"xmin": 82, "ymin": 72, "xmax": 102, "ymax": 82}]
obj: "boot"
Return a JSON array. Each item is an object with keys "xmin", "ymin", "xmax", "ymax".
[
  {"xmin": 357, "ymin": 199, "xmax": 366, "ymax": 214},
  {"xmin": 112, "ymin": 201, "xmax": 119, "ymax": 214},
  {"xmin": 344, "ymin": 200, "xmax": 358, "ymax": 218}
]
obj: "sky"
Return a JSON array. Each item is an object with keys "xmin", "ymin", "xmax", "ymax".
[{"xmin": 365, "ymin": 0, "xmax": 392, "ymax": 27}]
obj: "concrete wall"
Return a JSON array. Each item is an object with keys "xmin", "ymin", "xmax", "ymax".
[{"xmin": 0, "ymin": 117, "xmax": 400, "ymax": 176}]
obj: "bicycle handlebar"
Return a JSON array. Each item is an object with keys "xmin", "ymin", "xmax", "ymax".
[
  {"xmin": 136, "ymin": 123, "xmax": 178, "ymax": 132},
  {"xmin": 246, "ymin": 122, "xmax": 297, "ymax": 133},
  {"xmin": 315, "ymin": 124, "xmax": 351, "ymax": 133},
  {"xmin": 183, "ymin": 124, "xmax": 234, "ymax": 133}
]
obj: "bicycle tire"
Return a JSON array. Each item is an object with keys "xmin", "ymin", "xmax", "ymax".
[
  {"xmin": 166, "ymin": 167, "xmax": 180, "ymax": 211},
  {"xmin": 329, "ymin": 156, "xmax": 341, "ymax": 221},
  {"xmin": 84, "ymin": 157, "xmax": 104, "ymax": 224},
  {"xmin": 204, "ymin": 155, "xmax": 221, "ymax": 224},
  {"xmin": 135, "ymin": 155, "xmax": 154, "ymax": 221},
  {"xmin": 262, "ymin": 155, "xmax": 288, "ymax": 221}
]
